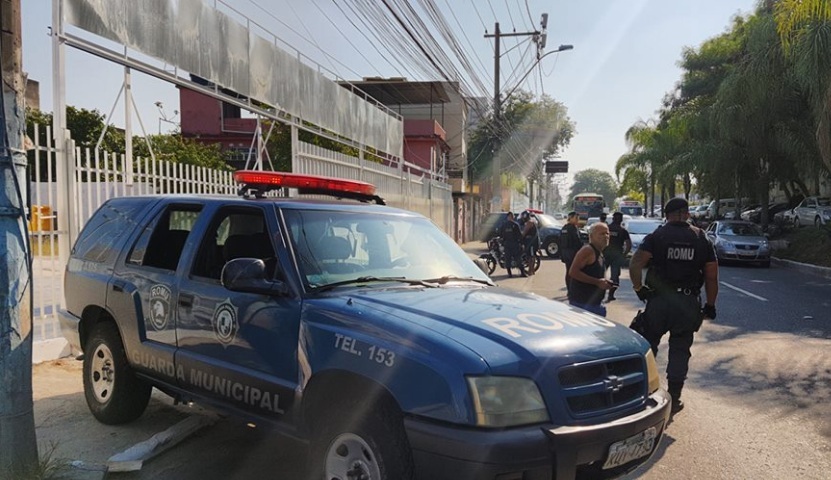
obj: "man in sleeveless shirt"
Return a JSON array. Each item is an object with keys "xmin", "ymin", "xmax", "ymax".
[
  {"xmin": 568, "ymin": 222, "xmax": 614, "ymax": 317},
  {"xmin": 629, "ymin": 198, "xmax": 719, "ymax": 415}
]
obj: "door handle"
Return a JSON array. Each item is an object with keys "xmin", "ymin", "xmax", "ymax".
[{"xmin": 179, "ymin": 293, "xmax": 194, "ymax": 307}]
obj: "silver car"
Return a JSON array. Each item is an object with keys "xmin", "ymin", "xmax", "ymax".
[
  {"xmin": 792, "ymin": 196, "xmax": 831, "ymax": 228},
  {"xmin": 705, "ymin": 221, "xmax": 771, "ymax": 268}
]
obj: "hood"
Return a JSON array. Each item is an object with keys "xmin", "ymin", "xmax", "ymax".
[
  {"xmin": 330, "ymin": 285, "xmax": 647, "ymax": 375},
  {"xmin": 720, "ymin": 234, "xmax": 766, "ymax": 244}
]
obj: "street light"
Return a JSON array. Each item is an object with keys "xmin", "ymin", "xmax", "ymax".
[
  {"xmin": 155, "ymin": 101, "xmax": 179, "ymax": 134},
  {"xmin": 502, "ymin": 44, "xmax": 573, "ymax": 104}
]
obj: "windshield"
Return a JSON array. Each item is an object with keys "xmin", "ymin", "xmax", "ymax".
[
  {"xmin": 536, "ymin": 214, "xmax": 562, "ymax": 228},
  {"xmin": 283, "ymin": 209, "xmax": 491, "ymax": 290},
  {"xmin": 717, "ymin": 223, "xmax": 763, "ymax": 236},
  {"xmin": 627, "ymin": 221, "xmax": 662, "ymax": 235},
  {"xmin": 620, "ymin": 206, "xmax": 643, "ymax": 216}
]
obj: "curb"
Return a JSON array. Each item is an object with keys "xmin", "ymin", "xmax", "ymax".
[{"xmin": 771, "ymin": 257, "xmax": 831, "ymax": 279}]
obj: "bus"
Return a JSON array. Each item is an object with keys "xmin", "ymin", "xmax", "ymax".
[
  {"xmin": 618, "ymin": 200, "xmax": 645, "ymax": 217},
  {"xmin": 572, "ymin": 193, "xmax": 607, "ymax": 226}
]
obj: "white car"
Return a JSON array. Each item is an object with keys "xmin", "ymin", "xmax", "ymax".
[{"xmin": 623, "ymin": 219, "xmax": 664, "ymax": 256}]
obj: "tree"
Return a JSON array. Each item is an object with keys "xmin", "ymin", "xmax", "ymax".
[
  {"xmin": 468, "ymin": 90, "xmax": 575, "ymax": 191},
  {"xmin": 569, "ymin": 169, "xmax": 618, "ymax": 207}
]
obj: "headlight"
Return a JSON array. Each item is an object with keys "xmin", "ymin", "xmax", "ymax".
[
  {"xmin": 466, "ymin": 376, "xmax": 549, "ymax": 427},
  {"xmin": 645, "ymin": 350, "xmax": 660, "ymax": 394},
  {"xmin": 719, "ymin": 240, "xmax": 735, "ymax": 251}
]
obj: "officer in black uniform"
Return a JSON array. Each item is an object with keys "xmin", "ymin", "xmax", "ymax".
[
  {"xmin": 629, "ymin": 198, "xmax": 719, "ymax": 415},
  {"xmin": 500, "ymin": 212, "xmax": 527, "ymax": 278},
  {"xmin": 604, "ymin": 211, "xmax": 631, "ymax": 301}
]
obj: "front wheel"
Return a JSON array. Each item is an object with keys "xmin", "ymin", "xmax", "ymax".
[
  {"xmin": 309, "ymin": 398, "xmax": 414, "ymax": 480},
  {"xmin": 83, "ymin": 323, "xmax": 151, "ymax": 424},
  {"xmin": 816, "ymin": 216, "xmax": 823, "ymax": 228},
  {"xmin": 794, "ymin": 216, "xmax": 801, "ymax": 228},
  {"xmin": 481, "ymin": 254, "xmax": 497, "ymax": 275},
  {"xmin": 543, "ymin": 239, "xmax": 559, "ymax": 258}
]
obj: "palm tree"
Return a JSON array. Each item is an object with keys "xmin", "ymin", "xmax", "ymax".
[{"xmin": 775, "ymin": 0, "xmax": 831, "ymax": 173}]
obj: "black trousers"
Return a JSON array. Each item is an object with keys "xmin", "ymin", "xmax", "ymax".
[
  {"xmin": 641, "ymin": 292, "xmax": 702, "ymax": 383},
  {"xmin": 503, "ymin": 243, "xmax": 525, "ymax": 275}
]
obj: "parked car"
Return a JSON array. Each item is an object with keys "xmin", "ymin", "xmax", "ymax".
[
  {"xmin": 690, "ymin": 205, "xmax": 710, "ymax": 220},
  {"xmin": 59, "ymin": 171, "xmax": 671, "ymax": 477},
  {"xmin": 740, "ymin": 202, "xmax": 789, "ymax": 224},
  {"xmin": 622, "ymin": 219, "xmax": 664, "ymax": 256},
  {"xmin": 705, "ymin": 220, "xmax": 771, "ymax": 267},
  {"xmin": 535, "ymin": 213, "xmax": 564, "ymax": 257},
  {"xmin": 792, "ymin": 196, "xmax": 831, "ymax": 228}
]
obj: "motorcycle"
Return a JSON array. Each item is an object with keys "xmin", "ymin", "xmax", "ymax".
[{"xmin": 479, "ymin": 236, "xmax": 541, "ymax": 275}]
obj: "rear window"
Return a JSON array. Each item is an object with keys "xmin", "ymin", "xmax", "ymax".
[{"xmin": 73, "ymin": 199, "xmax": 150, "ymax": 264}]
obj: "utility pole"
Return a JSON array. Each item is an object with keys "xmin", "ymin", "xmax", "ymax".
[
  {"xmin": 0, "ymin": 0, "xmax": 39, "ymax": 476},
  {"xmin": 485, "ymin": 15, "xmax": 548, "ymax": 212}
]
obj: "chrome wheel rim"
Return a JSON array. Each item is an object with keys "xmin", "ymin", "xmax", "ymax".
[
  {"xmin": 546, "ymin": 242, "xmax": 558, "ymax": 256},
  {"xmin": 90, "ymin": 343, "xmax": 115, "ymax": 404},
  {"xmin": 324, "ymin": 433, "xmax": 381, "ymax": 480}
]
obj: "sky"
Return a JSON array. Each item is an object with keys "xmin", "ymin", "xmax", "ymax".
[{"xmin": 20, "ymin": 0, "xmax": 758, "ymax": 183}]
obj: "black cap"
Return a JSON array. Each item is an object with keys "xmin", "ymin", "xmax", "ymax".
[
  {"xmin": 567, "ymin": 211, "xmax": 577, "ymax": 217},
  {"xmin": 664, "ymin": 198, "xmax": 689, "ymax": 216}
]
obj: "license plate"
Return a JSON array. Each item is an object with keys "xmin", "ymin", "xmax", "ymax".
[{"xmin": 602, "ymin": 426, "xmax": 657, "ymax": 470}]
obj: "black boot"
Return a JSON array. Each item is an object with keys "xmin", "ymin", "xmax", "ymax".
[
  {"xmin": 607, "ymin": 286, "xmax": 618, "ymax": 302},
  {"xmin": 668, "ymin": 381, "xmax": 685, "ymax": 415}
]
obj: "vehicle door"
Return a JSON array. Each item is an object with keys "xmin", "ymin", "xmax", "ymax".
[
  {"xmin": 110, "ymin": 202, "xmax": 203, "ymax": 384},
  {"xmin": 796, "ymin": 199, "xmax": 809, "ymax": 219},
  {"xmin": 174, "ymin": 204, "xmax": 301, "ymax": 419}
]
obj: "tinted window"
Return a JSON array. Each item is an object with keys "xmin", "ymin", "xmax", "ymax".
[
  {"xmin": 192, "ymin": 206, "xmax": 275, "ymax": 279},
  {"xmin": 127, "ymin": 205, "xmax": 202, "ymax": 270},
  {"xmin": 73, "ymin": 198, "xmax": 149, "ymax": 263}
]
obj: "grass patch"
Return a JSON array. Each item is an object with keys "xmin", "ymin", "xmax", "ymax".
[
  {"xmin": 6, "ymin": 443, "xmax": 68, "ymax": 480},
  {"xmin": 773, "ymin": 226, "xmax": 831, "ymax": 267}
]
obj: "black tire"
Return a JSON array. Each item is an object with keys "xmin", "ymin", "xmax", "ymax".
[
  {"xmin": 816, "ymin": 216, "xmax": 822, "ymax": 228},
  {"xmin": 308, "ymin": 395, "xmax": 414, "ymax": 480},
  {"xmin": 83, "ymin": 323, "xmax": 151, "ymax": 425},
  {"xmin": 485, "ymin": 256, "xmax": 496, "ymax": 275},
  {"xmin": 543, "ymin": 239, "xmax": 559, "ymax": 258},
  {"xmin": 794, "ymin": 216, "xmax": 801, "ymax": 228}
]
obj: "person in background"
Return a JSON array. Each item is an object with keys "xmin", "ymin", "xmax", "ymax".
[
  {"xmin": 558, "ymin": 211, "xmax": 582, "ymax": 296},
  {"xmin": 599, "ymin": 212, "xmax": 608, "ymax": 223},
  {"xmin": 520, "ymin": 211, "xmax": 539, "ymax": 276},
  {"xmin": 568, "ymin": 222, "xmax": 614, "ymax": 316},
  {"xmin": 629, "ymin": 197, "xmax": 719, "ymax": 415},
  {"xmin": 500, "ymin": 212, "xmax": 527, "ymax": 278},
  {"xmin": 604, "ymin": 211, "xmax": 631, "ymax": 301}
]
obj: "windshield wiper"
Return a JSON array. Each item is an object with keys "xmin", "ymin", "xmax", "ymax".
[
  {"xmin": 421, "ymin": 275, "xmax": 493, "ymax": 286},
  {"xmin": 312, "ymin": 276, "xmax": 439, "ymax": 293}
]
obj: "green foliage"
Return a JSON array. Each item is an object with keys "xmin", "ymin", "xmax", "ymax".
[
  {"xmin": 133, "ymin": 135, "xmax": 230, "ymax": 170},
  {"xmin": 569, "ymin": 169, "xmax": 618, "ymax": 205},
  {"xmin": 775, "ymin": 225, "xmax": 831, "ymax": 267},
  {"xmin": 468, "ymin": 90, "xmax": 576, "ymax": 184}
]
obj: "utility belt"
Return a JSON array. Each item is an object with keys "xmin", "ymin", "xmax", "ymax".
[{"xmin": 650, "ymin": 285, "xmax": 701, "ymax": 297}]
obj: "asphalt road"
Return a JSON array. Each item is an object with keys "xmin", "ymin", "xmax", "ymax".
[{"xmin": 55, "ymin": 248, "xmax": 831, "ymax": 480}]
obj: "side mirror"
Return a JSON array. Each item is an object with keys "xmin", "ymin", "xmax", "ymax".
[{"xmin": 221, "ymin": 258, "xmax": 288, "ymax": 296}]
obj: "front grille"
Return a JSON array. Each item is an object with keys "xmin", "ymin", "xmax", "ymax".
[
  {"xmin": 558, "ymin": 356, "xmax": 646, "ymax": 418},
  {"xmin": 736, "ymin": 244, "xmax": 759, "ymax": 251}
]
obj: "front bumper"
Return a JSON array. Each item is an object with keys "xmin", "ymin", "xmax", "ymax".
[
  {"xmin": 406, "ymin": 389, "xmax": 671, "ymax": 480},
  {"xmin": 717, "ymin": 250, "xmax": 770, "ymax": 263},
  {"xmin": 58, "ymin": 308, "xmax": 82, "ymax": 353}
]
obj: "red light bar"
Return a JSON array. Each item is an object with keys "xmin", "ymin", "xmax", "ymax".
[{"xmin": 234, "ymin": 171, "xmax": 376, "ymax": 196}]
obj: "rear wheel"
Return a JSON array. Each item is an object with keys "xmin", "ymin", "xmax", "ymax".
[{"xmin": 83, "ymin": 323, "xmax": 151, "ymax": 424}]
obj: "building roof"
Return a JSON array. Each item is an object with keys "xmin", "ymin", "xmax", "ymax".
[{"xmin": 340, "ymin": 79, "xmax": 452, "ymax": 105}]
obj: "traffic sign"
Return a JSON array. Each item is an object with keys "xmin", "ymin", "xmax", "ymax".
[{"xmin": 545, "ymin": 160, "xmax": 568, "ymax": 173}]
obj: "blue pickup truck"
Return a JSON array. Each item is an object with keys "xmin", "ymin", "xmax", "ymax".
[{"xmin": 60, "ymin": 171, "xmax": 670, "ymax": 479}]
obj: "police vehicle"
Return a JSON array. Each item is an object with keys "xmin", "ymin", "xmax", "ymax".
[{"xmin": 60, "ymin": 171, "xmax": 670, "ymax": 479}]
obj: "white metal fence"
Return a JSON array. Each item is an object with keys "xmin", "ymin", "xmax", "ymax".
[
  {"xmin": 295, "ymin": 141, "xmax": 453, "ymax": 233},
  {"xmin": 29, "ymin": 130, "xmax": 452, "ymax": 354}
]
